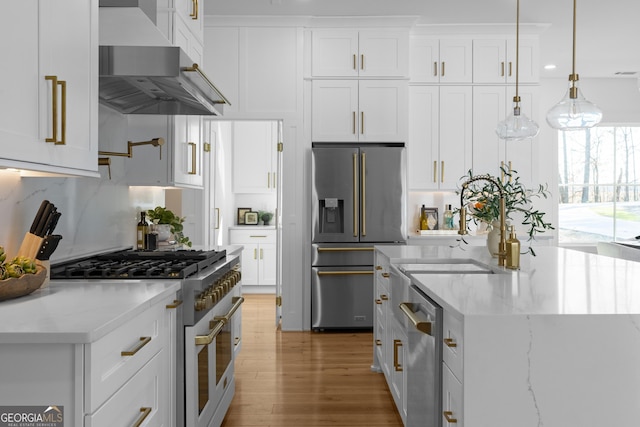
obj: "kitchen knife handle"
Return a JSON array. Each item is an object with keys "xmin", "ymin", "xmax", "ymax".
[
  {"xmin": 30, "ymin": 200, "xmax": 50, "ymax": 234},
  {"xmin": 34, "ymin": 204, "xmax": 55, "ymax": 237}
]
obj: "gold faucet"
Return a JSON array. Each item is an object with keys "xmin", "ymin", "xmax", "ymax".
[{"xmin": 458, "ymin": 174, "xmax": 507, "ymax": 267}]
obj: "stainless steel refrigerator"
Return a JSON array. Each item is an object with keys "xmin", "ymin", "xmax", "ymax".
[{"xmin": 311, "ymin": 143, "xmax": 406, "ymax": 330}]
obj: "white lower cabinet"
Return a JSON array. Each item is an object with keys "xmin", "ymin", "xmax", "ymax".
[
  {"xmin": 229, "ymin": 228, "xmax": 276, "ymax": 288},
  {"xmin": 442, "ymin": 364, "xmax": 464, "ymax": 427},
  {"xmin": 442, "ymin": 310, "xmax": 464, "ymax": 427},
  {"xmin": 388, "ymin": 317, "xmax": 407, "ymax": 424}
]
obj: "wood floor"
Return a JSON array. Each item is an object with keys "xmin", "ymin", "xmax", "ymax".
[{"xmin": 221, "ymin": 294, "xmax": 403, "ymax": 427}]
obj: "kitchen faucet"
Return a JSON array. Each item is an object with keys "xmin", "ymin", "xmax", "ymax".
[{"xmin": 458, "ymin": 174, "xmax": 507, "ymax": 267}]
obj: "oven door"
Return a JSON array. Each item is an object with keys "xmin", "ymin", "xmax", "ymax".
[{"xmin": 185, "ymin": 294, "xmax": 244, "ymax": 427}]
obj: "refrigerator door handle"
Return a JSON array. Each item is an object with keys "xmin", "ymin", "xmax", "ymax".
[
  {"xmin": 361, "ymin": 151, "xmax": 366, "ymax": 237},
  {"xmin": 352, "ymin": 153, "xmax": 358, "ymax": 237}
]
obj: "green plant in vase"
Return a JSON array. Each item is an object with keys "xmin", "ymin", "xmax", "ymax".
[
  {"xmin": 456, "ymin": 167, "xmax": 553, "ymax": 255},
  {"xmin": 146, "ymin": 206, "xmax": 192, "ymax": 247}
]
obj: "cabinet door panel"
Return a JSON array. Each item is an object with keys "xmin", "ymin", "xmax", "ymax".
[
  {"xmin": 442, "ymin": 364, "xmax": 464, "ymax": 427},
  {"xmin": 358, "ymin": 80, "xmax": 407, "ymax": 142},
  {"xmin": 232, "ymin": 121, "xmax": 275, "ymax": 193},
  {"xmin": 438, "ymin": 39, "xmax": 473, "ymax": 83},
  {"xmin": 358, "ymin": 30, "xmax": 409, "ymax": 77},
  {"xmin": 507, "ymin": 38, "xmax": 539, "ymax": 84},
  {"xmin": 239, "ymin": 244, "xmax": 259, "ymax": 285},
  {"xmin": 408, "ymin": 86, "xmax": 439, "ymax": 190},
  {"xmin": 439, "ymin": 86, "xmax": 472, "ymax": 189},
  {"xmin": 472, "ymin": 86, "xmax": 506, "ymax": 178},
  {"xmin": 312, "ymin": 80, "xmax": 359, "ymax": 142},
  {"xmin": 311, "ymin": 29, "xmax": 359, "ymax": 77},
  {"xmin": 409, "ymin": 37, "xmax": 440, "ymax": 83},
  {"xmin": 473, "ymin": 39, "xmax": 507, "ymax": 83},
  {"xmin": 259, "ymin": 243, "xmax": 277, "ymax": 286},
  {"xmin": 505, "ymin": 86, "xmax": 538, "ymax": 188}
]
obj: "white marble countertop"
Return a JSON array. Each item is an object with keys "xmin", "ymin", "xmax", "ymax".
[
  {"xmin": 0, "ymin": 280, "xmax": 180, "ymax": 344},
  {"xmin": 377, "ymin": 244, "xmax": 640, "ymax": 317}
]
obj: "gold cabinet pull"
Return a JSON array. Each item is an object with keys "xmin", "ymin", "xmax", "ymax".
[
  {"xmin": 375, "ymin": 299, "xmax": 383, "ymax": 305},
  {"xmin": 190, "ymin": 0, "xmax": 198, "ymax": 19},
  {"xmin": 375, "ymin": 265, "xmax": 383, "ymax": 270},
  {"xmin": 267, "ymin": 172, "xmax": 271, "ymax": 188},
  {"xmin": 443, "ymin": 411, "xmax": 458, "ymax": 423},
  {"xmin": 235, "ymin": 336, "xmax": 240, "ymax": 346},
  {"xmin": 380, "ymin": 294, "xmax": 389, "ymax": 300},
  {"xmin": 399, "ymin": 303, "xmax": 433, "ymax": 335},
  {"xmin": 508, "ymin": 61, "xmax": 513, "ymax": 77},
  {"xmin": 441, "ymin": 160, "xmax": 445, "ymax": 183},
  {"xmin": 441, "ymin": 61, "xmax": 445, "ymax": 76},
  {"xmin": 352, "ymin": 111, "xmax": 356, "ymax": 134},
  {"xmin": 215, "ymin": 208, "xmax": 220, "ymax": 230},
  {"xmin": 375, "ymin": 339, "xmax": 382, "ymax": 346},
  {"xmin": 132, "ymin": 407, "xmax": 152, "ymax": 427},
  {"xmin": 317, "ymin": 247, "xmax": 374, "ymax": 252},
  {"xmin": 433, "ymin": 160, "xmax": 437, "ymax": 182},
  {"xmin": 353, "ymin": 54, "xmax": 357, "ymax": 70},
  {"xmin": 361, "ymin": 54, "xmax": 364, "ymax": 70},
  {"xmin": 45, "ymin": 75, "xmax": 66, "ymax": 145},
  {"xmin": 250, "ymin": 235, "xmax": 267, "ymax": 238},
  {"xmin": 317, "ymin": 270, "xmax": 373, "ymax": 276},
  {"xmin": 260, "ymin": 248, "xmax": 263, "ymax": 259},
  {"xmin": 381, "ymin": 273, "xmax": 390, "ymax": 278},
  {"xmin": 166, "ymin": 300, "xmax": 183, "ymax": 309},
  {"xmin": 361, "ymin": 151, "xmax": 366, "ymax": 236},
  {"xmin": 253, "ymin": 248, "xmax": 257, "ymax": 259},
  {"xmin": 393, "ymin": 339, "xmax": 403, "ymax": 372},
  {"xmin": 444, "ymin": 337, "xmax": 457, "ymax": 348},
  {"xmin": 188, "ymin": 142, "xmax": 197, "ymax": 174},
  {"xmin": 195, "ymin": 319, "xmax": 224, "ymax": 345},
  {"xmin": 121, "ymin": 336, "xmax": 152, "ymax": 356},
  {"xmin": 360, "ymin": 111, "xmax": 364, "ymax": 134},
  {"xmin": 433, "ymin": 61, "xmax": 438, "ymax": 76},
  {"xmin": 352, "ymin": 153, "xmax": 358, "ymax": 237},
  {"xmin": 501, "ymin": 61, "xmax": 505, "ymax": 77}
]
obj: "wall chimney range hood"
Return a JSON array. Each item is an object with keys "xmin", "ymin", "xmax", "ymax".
[{"xmin": 99, "ymin": 0, "xmax": 229, "ymax": 115}]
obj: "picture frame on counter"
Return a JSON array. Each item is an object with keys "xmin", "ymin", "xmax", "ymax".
[
  {"xmin": 244, "ymin": 211, "xmax": 259, "ymax": 225},
  {"xmin": 424, "ymin": 207, "xmax": 439, "ymax": 230},
  {"xmin": 237, "ymin": 207, "xmax": 251, "ymax": 225}
]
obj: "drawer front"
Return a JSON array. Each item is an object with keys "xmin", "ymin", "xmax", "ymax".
[
  {"xmin": 229, "ymin": 229, "xmax": 276, "ymax": 243},
  {"xmin": 85, "ymin": 296, "xmax": 171, "ymax": 412},
  {"xmin": 443, "ymin": 310, "xmax": 463, "ymax": 382},
  {"xmin": 85, "ymin": 351, "xmax": 166, "ymax": 427},
  {"xmin": 442, "ymin": 363, "xmax": 463, "ymax": 427}
]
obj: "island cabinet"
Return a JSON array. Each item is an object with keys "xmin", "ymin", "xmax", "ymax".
[
  {"xmin": 373, "ymin": 251, "xmax": 391, "ymax": 377},
  {"xmin": 312, "ymin": 79, "xmax": 408, "ymax": 143},
  {"xmin": 0, "ymin": 0, "xmax": 98, "ymax": 177},
  {"xmin": 311, "ymin": 29, "xmax": 409, "ymax": 78},
  {"xmin": 407, "ymin": 85, "xmax": 472, "ymax": 190},
  {"xmin": 0, "ymin": 284, "xmax": 179, "ymax": 427}
]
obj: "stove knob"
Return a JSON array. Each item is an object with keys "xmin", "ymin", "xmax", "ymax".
[
  {"xmin": 206, "ymin": 295, "xmax": 214, "ymax": 309},
  {"xmin": 195, "ymin": 296, "xmax": 207, "ymax": 311}
]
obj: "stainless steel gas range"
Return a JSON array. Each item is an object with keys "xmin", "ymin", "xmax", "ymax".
[{"xmin": 50, "ymin": 248, "xmax": 243, "ymax": 427}]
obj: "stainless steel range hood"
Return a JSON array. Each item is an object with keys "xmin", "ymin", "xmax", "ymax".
[{"xmin": 99, "ymin": 0, "xmax": 229, "ymax": 115}]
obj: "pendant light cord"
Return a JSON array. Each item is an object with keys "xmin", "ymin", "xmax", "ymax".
[
  {"xmin": 570, "ymin": 0, "xmax": 578, "ymax": 97},
  {"xmin": 515, "ymin": 0, "xmax": 520, "ymax": 101}
]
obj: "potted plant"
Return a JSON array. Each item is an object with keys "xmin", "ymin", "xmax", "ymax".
[
  {"xmin": 457, "ymin": 168, "xmax": 553, "ymax": 255},
  {"xmin": 146, "ymin": 206, "xmax": 192, "ymax": 247},
  {"xmin": 260, "ymin": 211, "xmax": 274, "ymax": 226}
]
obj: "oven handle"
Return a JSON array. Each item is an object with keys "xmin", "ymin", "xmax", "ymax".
[
  {"xmin": 194, "ymin": 319, "xmax": 225, "ymax": 346},
  {"xmin": 399, "ymin": 302, "xmax": 433, "ymax": 335},
  {"xmin": 214, "ymin": 296, "xmax": 245, "ymax": 324}
]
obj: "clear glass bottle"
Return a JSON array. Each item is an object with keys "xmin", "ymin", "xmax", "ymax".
[{"xmin": 443, "ymin": 204, "xmax": 454, "ymax": 230}]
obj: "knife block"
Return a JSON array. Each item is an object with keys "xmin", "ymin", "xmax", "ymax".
[{"xmin": 16, "ymin": 232, "xmax": 44, "ymax": 260}]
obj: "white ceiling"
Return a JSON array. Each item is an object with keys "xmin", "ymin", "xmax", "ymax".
[{"xmin": 204, "ymin": 0, "xmax": 640, "ymax": 80}]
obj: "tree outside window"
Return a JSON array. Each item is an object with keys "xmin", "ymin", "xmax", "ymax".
[{"xmin": 558, "ymin": 126, "xmax": 640, "ymax": 243}]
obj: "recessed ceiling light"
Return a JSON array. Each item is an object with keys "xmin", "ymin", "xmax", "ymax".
[{"xmin": 544, "ymin": 64, "xmax": 557, "ymax": 70}]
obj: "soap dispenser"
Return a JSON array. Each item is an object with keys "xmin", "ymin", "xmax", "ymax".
[{"xmin": 506, "ymin": 225, "xmax": 520, "ymax": 270}]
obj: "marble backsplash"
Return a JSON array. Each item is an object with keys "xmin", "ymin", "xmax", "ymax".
[{"xmin": 0, "ymin": 170, "xmax": 164, "ymax": 262}]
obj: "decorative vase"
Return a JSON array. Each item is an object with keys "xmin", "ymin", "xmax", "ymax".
[
  {"xmin": 151, "ymin": 223, "xmax": 172, "ymax": 241},
  {"xmin": 486, "ymin": 220, "xmax": 503, "ymax": 258}
]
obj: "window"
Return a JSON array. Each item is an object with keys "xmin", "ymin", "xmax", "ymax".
[{"xmin": 558, "ymin": 126, "xmax": 640, "ymax": 244}]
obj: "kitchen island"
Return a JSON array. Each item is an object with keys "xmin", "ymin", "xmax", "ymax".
[
  {"xmin": 375, "ymin": 244, "xmax": 640, "ymax": 427},
  {"xmin": 0, "ymin": 280, "xmax": 180, "ymax": 426}
]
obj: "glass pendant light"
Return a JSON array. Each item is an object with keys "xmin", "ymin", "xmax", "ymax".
[
  {"xmin": 496, "ymin": 0, "xmax": 540, "ymax": 141},
  {"xmin": 546, "ymin": 0, "xmax": 602, "ymax": 130}
]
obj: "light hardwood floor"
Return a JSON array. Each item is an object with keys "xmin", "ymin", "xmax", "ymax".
[{"xmin": 221, "ymin": 294, "xmax": 403, "ymax": 427}]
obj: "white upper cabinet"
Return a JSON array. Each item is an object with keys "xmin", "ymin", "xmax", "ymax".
[
  {"xmin": 0, "ymin": 0, "xmax": 98, "ymax": 176},
  {"xmin": 408, "ymin": 85, "xmax": 472, "ymax": 190},
  {"xmin": 410, "ymin": 37, "xmax": 473, "ymax": 83},
  {"xmin": 473, "ymin": 38, "xmax": 539, "ymax": 84},
  {"xmin": 312, "ymin": 29, "xmax": 409, "ymax": 77},
  {"xmin": 232, "ymin": 121, "xmax": 278, "ymax": 194},
  {"xmin": 312, "ymin": 80, "xmax": 408, "ymax": 143}
]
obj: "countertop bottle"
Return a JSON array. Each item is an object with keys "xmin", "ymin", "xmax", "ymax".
[
  {"xmin": 443, "ymin": 204, "xmax": 454, "ymax": 230},
  {"xmin": 506, "ymin": 225, "xmax": 520, "ymax": 270},
  {"xmin": 137, "ymin": 211, "xmax": 148, "ymax": 250},
  {"xmin": 419, "ymin": 205, "xmax": 429, "ymax": 230}
]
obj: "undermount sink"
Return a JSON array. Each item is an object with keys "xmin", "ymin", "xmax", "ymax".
[{"xmin": 398, "ymin": 259, "xmax": 495, "ymax": 274}]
